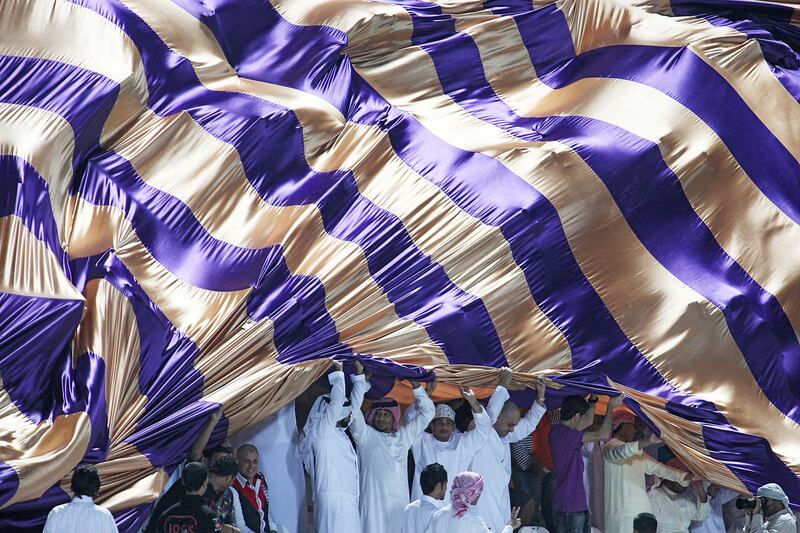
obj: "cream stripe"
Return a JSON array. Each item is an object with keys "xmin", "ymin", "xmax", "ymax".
[
  {"xmin": 0, "ymin": 103, "xmax": 75, "ymax": 246},
  {"xmin": 563, "ymin": 0, "xmax": 800, "ymax": 163},
  {"xmin": 272, "ymin": 0, "xmax": 800, "ymax": 471},
  {"xmin": 73, "ymin": 279, "xmax": 148, "ymax": 448},
  {"xmin": 0, "ymin": 215, "xmax": 82, "ymax": 300}
]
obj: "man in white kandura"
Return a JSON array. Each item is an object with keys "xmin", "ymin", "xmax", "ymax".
[
  {"xmin": 648, "ymin": 458, "xmax": 710, "ymax": 533},
  {"xmin": 350, "ymin": 360, "xmax": 436, "ymax": 533},
  {"xmin": 470, "ymin": 368, "xmax": 548, "ymax": 532},
  {"xmin": 603, "ymin": 411, "xmax": 691, "ymax": 533},
  {"xmin": 428, "ymin": 471, "xmax": 522, "ymax": 533},
  {"xmin": 409, "ymin": 386, "xmax": 492, "ymax": 501},
  {"xmin": 300, "ymin": 361, "xmax": 361, "ymax": 533}
]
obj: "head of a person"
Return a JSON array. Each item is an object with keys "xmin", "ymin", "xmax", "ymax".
[
  {"xmin": 611, "ymin": 410, "xmax": 637, "ymax": 443},
  {"xmin": 757, "ymin": 484, "xmax": 790, "ymax": 517},
  {"xmin": 183, "ymin": 462, "xmax": 210, "ymax": 496},
  {"xmin": 633, "ymin": 512, "xmax": 658, "ymax": 533},
  {"xmin": 451, "ymin": 472, "xmax": 484, "ymax": 518},
  {"xmin": 208, "ymin": 454, "xmax": 239, "ymax": 493},
  {"xmin": 420, "ymin": 463, "xmax": 448, "ymax": 500},
  {"xmin": 70, "ymin": 464, "xmax": 101, "ymax": 499},
  {"xmin": 236, "ymin": 443, "xmax": 259, "ymax": 483},
  {"xmin": 661, "ymin": 458, "xmax": 690, "ymax": 494},
  {"xmin": 430, "ymin": 404, "xmax": 457, "ymax": 442},
  {"xmin": 559, "ymin": 395, "xmax": 592, "ymax": 431},
  {"xmin": 203, "ymin": 444, "xmax": 233, "ymax": 467},
  {"xmin": 367, "ymin": 398, "xmax": 400, "ymax": 434},
  {"xmin": 493, "ymin": 400, "xmax": 521, "ymax": 438}
]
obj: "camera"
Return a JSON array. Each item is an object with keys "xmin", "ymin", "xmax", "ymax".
[{"xmin": 736, "ymin": 497, "xmax": 765, "ymax": 510}]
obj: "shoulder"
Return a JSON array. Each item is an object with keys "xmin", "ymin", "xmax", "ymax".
[
  {"xmin": 405, "ymin": 500, "xmax": 421, "ymax": 510},
  {"xmin": 46, "ymin": 502, "xmax": 70, "ymax": 517},
  {"xmin": 94, "ymin": 504, "xmax": 115, "ymax": 518}
]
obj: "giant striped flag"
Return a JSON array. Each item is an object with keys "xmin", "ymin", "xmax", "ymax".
[{"xmin": 1, "ymin": 0, "xmax": 799, "ymax": 529}]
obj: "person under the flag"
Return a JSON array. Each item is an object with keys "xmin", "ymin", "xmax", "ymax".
[
  {"xmin": 299, "ymin": 361, "xmax": 361, "ymax": 533},
  {"xmin": 470, "ymin": 367, "xmax": 549, "ymax": 532},
  {"xmin": 648, "ymin": 458, "xmax": 711, "ymax": 533},
  {"xmin": 409, "ymin": 386, "xmax": 492, "ymax": 501},
  {"xmin": 427, "ymin": 471, "xmax": 521, "ymax": 533},
  {"xmin": 349, "ymin": 360, "xmax": 436, "ymax": 533},
  {"xmin": 603, "ymin": 410, "xmax": 690, "ymax": 533},
  {"xmin": 403, "ymin": 463, "xmax": 448, "ymax": 533},
  {"xmin": 232, "ymin": 443, "xmax": 286, "ymax": 533}
]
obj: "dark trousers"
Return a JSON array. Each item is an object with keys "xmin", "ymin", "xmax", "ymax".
[{"xmin": 554, "ymin": 510, "xmax": 591, "ymax": 533}]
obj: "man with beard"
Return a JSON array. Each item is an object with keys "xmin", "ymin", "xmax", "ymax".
[
  {"xmin": 409, "ymin": 385, "xmax": 492, "ymax": 501},
  {"xmin": 349, "ymin": 360, "xmax": 436, "ymax": 533},
  {"xmin": 299, "ymin": 361, "xmax": 361, "ymax": 533}
]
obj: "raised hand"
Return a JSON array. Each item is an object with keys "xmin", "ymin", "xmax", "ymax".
[
  {"xmin": 507, "ymin": 507, "xmax": 522, "ymax": 528},
  {"xmin": 609, "ymin": 393, "xmax": 625, "ymax": 408},
  {"xmin": 498, "ymin": 367, "xmax": 513, "ymax": 388},
  {"xmin": 425, "ymin": 378, "xmax": 438, "ymax": 395},
  {"xmin": 533, "ymin": 378, "xmax": 547, "ymax": 404},
  {"xmin": 353, "ymin": 360, "xmax": 364, "ymax": 375},
  {"xmin": 331, "ymin": 359, "xmax": 343, "ymax": 372}
]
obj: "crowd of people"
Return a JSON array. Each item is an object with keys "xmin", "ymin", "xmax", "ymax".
[{"xmin": 44, "ymin": 363, "xmax": 797, "ymax": 533}]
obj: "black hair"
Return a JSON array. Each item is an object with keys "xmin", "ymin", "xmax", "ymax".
[
  {"xmin": 71, "ymin": 464, "xmax": 101, "ymax": 498},
  {"xmin": 202, "ymin": 444, "xmax": 233, "ymax": 460},
  {"xmin": 634, "ymin": 513, "xmax": 658, "ymax": 533},
  {"xmin": 560, "ymin": 395, "xmax": 590, "ymax": 422},
  {"xmin": 209, "ymin": 453, "xmax": 239, "ymax": 477},
  {"xmin": 420, "ymin": 463, "xmax": 448, "ymax": 495},
  {"xmin": 183, "ymin": 462, "xmax": 209, "ymax": 493}
]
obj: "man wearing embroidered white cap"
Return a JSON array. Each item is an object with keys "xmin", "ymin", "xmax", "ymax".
[
  {"xmin": 299, "ymin": 361, "xmax": 361, "ymax": 533},
  {"xmin": 746, "ymin": 483, "xmax": 797, "ymax": 533},
  {"xmin": 410, "ymin": 387, "xmax": 492, "ymax": 501}
]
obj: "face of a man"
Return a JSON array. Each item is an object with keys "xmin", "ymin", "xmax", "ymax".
[
  {"xmin": 763, "ymin": 497, "xmax": 783, "ymax": 516},
  {"xmin": 431, "ymin": 417, "xmax": 455, "ymax": 442},
  {"xmin": 494, "ymin": 410, "xmax": 521, "ymax": 438},
  {"xmin": 207, "ymin": 451, "xmax": 230, "ymax": 468},
  {"xmin": 238, "ymin": 449, "xmax": 259, "ymax": 483},
  {"xmin": 372, "ymin": 409, "xmax": 395, "ymax": 433}
]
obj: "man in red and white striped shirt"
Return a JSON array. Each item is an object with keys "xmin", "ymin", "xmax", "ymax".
[{"xmin": 232, "ymin": 444, "xmax": 283, "ymax": 533}]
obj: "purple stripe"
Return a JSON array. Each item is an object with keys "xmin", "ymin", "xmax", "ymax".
[
  {"xmin": 0, "ymin": 55, "xmax": 120, "ymax": 177},
  {"xmin": 669, "ymin": 1, "xmax": 800, "ymax": 101},
  {"xmin": 0, "ymin": 155, "xmax": 66, "ymax": 269},
  {"xmin": 0, "ymin": 292, "xmax": 83, "ymax": 423},
  {"xmin": 170, "ymin": 0, "xmax": 729, "ymax": 415},
  {"xmin": 501, "ymin": 3, "xmax": 800, "ymax": 227},
  {"xmin": 67, "ymin": 0, "xmax": 508, "ymax": 368}
]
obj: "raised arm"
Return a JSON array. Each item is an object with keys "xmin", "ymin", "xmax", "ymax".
[
  {"xmin": 319, "ymin": 362, "xmax": 346, "ymax": 432},
  {"xmin": 603, "ymin": 438, "xmax": 642, "ymax": 463},
  {"xmin": 459, "ymin": 387, "xmax": 492, "ymax": 451},
  {"xmin": 583, "ymin": 394, "xmax": 624, "ymax": 443},
  {"xmin": 348, "ymin": 361, "xmax": 371, "ymax": 445},
  {"xmin": 399, "ymin": 378, "xmax": 436, "ymax": 449},
  {"xmin": 643, "ymin": 455, "xmax": 689, "ymax": 485},
  {"xmin": 189, "ymin": 406, "xmax": 223, "ymax": 461},
  {"xmin": 508, "ymin": 379, "xmax": 548, "ymax": 443},
  {"xmin": 487, "ymin": 368, "xmax": 513, "ymax": 422}
]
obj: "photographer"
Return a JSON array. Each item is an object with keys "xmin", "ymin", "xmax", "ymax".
[{"xmin": 745, "ymin": 484, "xmax": 796, "ymax": 533}]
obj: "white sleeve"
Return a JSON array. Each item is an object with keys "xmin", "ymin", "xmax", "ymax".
[
  {"xmin": 319, "ymin": 371, "xmax": 346, "ymax": 432},
  {"xmin": 399, "ymin": 386, "xmax": 436, "ymax": 449},
  {"xmin": 42, "ymin": 512, "xmax": 55, "ymax": 533},
  {"xmin": 460, "ymin": 407, "xmax": 492, "ymax": 453},
  {"xmin": 603, "ymin": 439, "xmax": 642, "ymax": 463},
  {"xmin": 508, "ymin": 401, "xmax": 547, "ymax": 443},
  {"xmin": 692, "ymin": 500, "xmax": 712, "ymax": 522},
  {"xmin": 348, "ymin": 374, "xmax": 370, "ymax": 445},
  {"xmin": 486, "ymin": 386, "xmax": 510, "ymax": 423},
  {"xmin": 748, "ymin": 513, "xmax": 766, "ymax": 533},
  {"xmin": 771, "ymin": 515, "xmax": 798, "ymax": 533},
  {"xmin": 402, "ymin": 505, "xmax": 415, "ymax": 533},
  {"xmin": 643, "ymin": 456, "xmax": 690, "ymax": 485}
]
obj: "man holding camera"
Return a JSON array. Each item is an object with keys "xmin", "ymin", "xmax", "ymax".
[{"xmin": 745, "ymin": 484, "xmax": 797, "ymax": 533}]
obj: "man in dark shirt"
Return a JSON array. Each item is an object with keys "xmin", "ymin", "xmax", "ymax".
[
  {"xmin": 157, "ymin": 462, "xmax": 220, "ymax": 533},
  {"xmin": 147, "ymin": 456, "xmax": 241, "ymax": 533}
]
